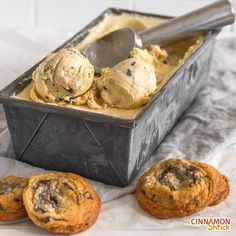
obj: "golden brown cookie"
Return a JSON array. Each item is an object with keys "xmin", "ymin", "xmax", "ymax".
[
  {"xmin": 136, "ymin": 159, "xmax": 213, "ymax": 219},
  {"xmin": 0, "ymin": 176, "xmax": 28, "ymax": 221},
  {"xmin": 23, "ymin": 172, "xmax": 101, "ymax": 235},
  {"xmin": 189, "ymin": 161, "xmax": 230, "ymax": 206},
  {"xmin": 212, "ymin": 175, "xmax": 230, "ymax": 206}
]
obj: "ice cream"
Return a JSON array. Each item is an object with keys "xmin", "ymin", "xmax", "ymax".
[
  {"xmin": 16, "ymin": 12, "xmax": 203, "ymax": 119},
  {"xmin": 97, "ymin": 57, "xmax": 157, "ymax": 109},
  {"xmin": 31, "ymin": 48, "xmax": 94, "ymax": 104},
  {"xmin": 29, "ymin": 43, "xmax": 163, "ymax": 110}
]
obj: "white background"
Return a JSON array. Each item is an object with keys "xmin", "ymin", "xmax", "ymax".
[{"xmin": 0, "ymin": 0, "xmax": 235, "ymax": 33}]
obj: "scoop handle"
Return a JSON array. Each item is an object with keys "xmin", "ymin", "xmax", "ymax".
[{"xmin": 138, "ymin": 0, "xmax": 235, "ymax": 47}]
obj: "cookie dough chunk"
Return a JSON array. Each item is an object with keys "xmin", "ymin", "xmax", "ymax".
[
  {"xmin": 0, "ymin": 176, "xmax": 28, "ymax": 221},
  {"xmin": 23, "ymin": 172, "xmax": 100, "ymax": 235},
  {"xmin": 136, "ymin": 159, "xmax": 212, "ymax": 219},
  {"xmin": 189, "ymin": 161, "xmax": 230, "ymax": 206}
]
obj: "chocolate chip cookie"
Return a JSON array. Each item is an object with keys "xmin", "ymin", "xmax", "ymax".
[
  {"xmin": 23, "ymin": 172, "xmax": 101, "ymax": 235},
  {"xmin": 0, "ymin": 176, "xmax": 28, "ymax": 221},
  {"xmin": 136, "ymin": 159, "xmax": 213, "ymax": 219},
  {"xmin": 189, "ymin": 161, "xmax": 230, "ymax": 206},
  {"xmin": 212, "ymin": 175, "xmax": 230, "ymax": 206}
]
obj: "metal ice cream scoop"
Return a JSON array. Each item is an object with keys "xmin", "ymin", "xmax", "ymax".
[{"xmin": 83, "ymin": 0, "xmax": 235, "ymax": 73}]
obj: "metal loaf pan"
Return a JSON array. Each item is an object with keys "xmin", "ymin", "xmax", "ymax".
[{"xmin": 0, "ymin": 8, "xmax": 217, "ymax": 186}]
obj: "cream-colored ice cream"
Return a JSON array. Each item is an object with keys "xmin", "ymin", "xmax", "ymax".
[
  {"xmin": 16, "ymin": 13, "xmax": 204, "ymax": 119},
  {"xmin": 31, "ymin": 48, "xmax": 94, "ymax": 104},
  {"xmin": 97, "ymin": 57, "xmax": 157, "ymax": 109}
]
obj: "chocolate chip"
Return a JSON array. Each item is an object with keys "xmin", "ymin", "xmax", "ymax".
[
  {"xmin": 0, "ymin": 184, "xmax": 18, "ymax": 195},
  {"xmin": 38, "ymin": 180, "xmax": 51, "ymax": 186},
  {"xmin": 163, "ymin": 60, "xmax": 168, "ymax": 64},
  {"xmin": 41, "ymin": 217, "xmax": 51, "ymax": 223},
  {"xmin": 64, "ymin": 99, "xmax": 71, "ymax": 104},
  {"xmin": 170, "ymin": 186, "xmax": 177, "ymax": 191},
  {"xmin": 188, "ymin": 165, "xmax": 198, "ymax": 173},
  {"xmin": 45, "ymin": 96, "xmax": 49, "ymax": 99},
  {"xmin": 158, "ymin": 167, "xmax": 173, "ymax": 182},
  {"xmin": 131, "ymin": 61, "xmax": 136, "ymax": 66},
  {"xmin": 13, "ymin": 197, "xmax": 21, "ymax": 202},
  {"xmin": 188, "ymin": 165, "xmax": 200, "ymax": 182},
  {"xmin": 55, "ymin": 96, "xmax": 64, "ymax": 102},
  {"xmin": 126, "ymin": 69, "xmax": 132, "ymax": 76},
  {"xmin": 34, "ymin": 206, "xmax": 47, "ymax": 213},
  {"xmin": 141, "ymin": 189, "xmax": 147, "ymax": 196},
  {"xmin": 34, "ymin": 180, "xmax": 58, "ymax": 213},
  {"xmin": 103, "ymin": 86, "xmax": 107, "ymax": 90},
  {"xmin": 41, "ymin": 217, "xmax": 66, "ymax": 224},
  {"xmin": 50, "ymin": 196, "xmax": 58, "ymax": 205},
  {"xmin": 63, "ymin": 183, "xmax": 73, "ymax": 191},
  {"xmin": 0, "ymin": 204, "xmax": 3, "ymax": 211},
  {"xmin": 44, "ymin": 217, "xmax": 66, "ymax": 222},
  {"xmin": 189, "ymin": 182, "xmax": 194, "ymax": 188},
  {"xmin": 83, "ymin": 191, "xmax": 93, "ymax": 200},
  {"xmin": 63, "ymin": 87, "xmax": 73, "ymax": 93},
  {"xmin": 151, "ymin": 195, "xmax": 158, "ymax": 202}
]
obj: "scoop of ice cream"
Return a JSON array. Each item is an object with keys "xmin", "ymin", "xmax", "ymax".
[
  {"xmin": 31, "ymin": 48, "xmax": 94, "ymax": 103},
  {"xmin": 97, "ymin": 57, "xmax": 157, "ymax": 109}
]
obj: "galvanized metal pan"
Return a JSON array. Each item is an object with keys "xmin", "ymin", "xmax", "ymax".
[{"xmin": 0, "ymin": 8, "xmax": 219, "ymax": 186}]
